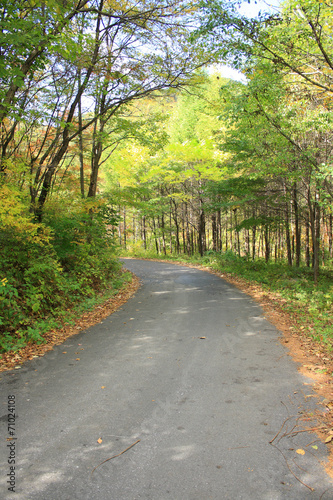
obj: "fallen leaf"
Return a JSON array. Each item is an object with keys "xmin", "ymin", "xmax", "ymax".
[
  {"xmin": 76, "ymin": 358, "xmax": 80, "ymax": 361},
  {"xmin": 311, "ymin": 445, "xmax": 318, "ymax": 450},
  {"xmin": 97, "ymin": 438, "xmax": 103, "ymax": 444},
  {"xmin": 199, "ymin": 336, "xmax": 206, "ymax": 339},
  {"xmin": 296, "ymin": 449, "xmax": 305, "ymax": 455},
  {"xmin": 325, "ymin": 436, "xmax": 333, "ymax": 444},
  {"xmin": 62, "ymin": 351, "xmax": 67, "ymax": 354},
  {"xmin": 101, "ymin": 386, "xmax": 105, "ymax": 389}
]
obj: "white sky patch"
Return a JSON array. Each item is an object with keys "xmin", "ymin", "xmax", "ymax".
[
  {"xmin": 238, "ymin": 0, "xmax": 281, "ymax": 17},
  {"xmin": 209, "ymin": 64, "xmax": 247, "ymax": 83}
]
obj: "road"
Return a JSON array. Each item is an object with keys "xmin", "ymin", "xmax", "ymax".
[{"xmin": 0, "ymin": 259, "xmax": 332, "ymax": 499}]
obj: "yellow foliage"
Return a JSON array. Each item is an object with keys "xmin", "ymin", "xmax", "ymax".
[{"xmin": 0, "ymin": 184, "xmax": 51, "ymax": 244}]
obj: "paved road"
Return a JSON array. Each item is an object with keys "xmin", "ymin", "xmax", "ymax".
[{"xmin": 0, "ymin": 259, "xmax": 332, "ymax": 499}]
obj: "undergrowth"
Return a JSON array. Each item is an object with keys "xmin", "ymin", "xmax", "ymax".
[{"xmin": 0, "ymin": 197, "xmax": 123, "ymax": 354}]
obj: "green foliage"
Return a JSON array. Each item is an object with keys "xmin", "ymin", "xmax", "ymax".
[
  {"xmin": 0, "ymin": 195, "xmax": 122, "ymax": 353},
  {"xmin": 0, "ymin": 229, "xmax": 67, "ymax": 351},
  {"xmin": 0, "ymin": 278, "xmax": 22, "ymax": 334},
  {"xmin": 44, "ymin": 198, "xmax": 120, "ymax": 288}
]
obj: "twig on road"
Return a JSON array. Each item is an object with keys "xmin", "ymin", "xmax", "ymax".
[
  {"xmin": 283, "ymin": 426, "xmax": 327, "ymax": 438},
  {"xmin": 91, "ymin": 439, "xmax": 141, "ymax": 475},
  {"xmin": 269, "ymin": 416, "xmax": 295, "ymax": 444},
  {"xmin": 270, "ymin": 442, "xmax": 315, "ymax": 492}
]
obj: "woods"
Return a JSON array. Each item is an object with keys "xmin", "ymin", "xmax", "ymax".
[
  {"xmin": 109, "ymin": 1, "xmax": 333, "ymax": 281},
  {"xmin": 109, "ymin": 73, "xmax": 333, "ymax": 279},
  {"xmin": 0, "ymin": 0, "xmax": 209, "ymax": 351},
  {"xmin": 1, "ymin": 0, "xmax": 333, "ymax": 353}
]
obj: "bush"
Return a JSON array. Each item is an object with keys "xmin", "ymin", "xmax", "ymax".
[{"xmin": 0, "ymin": 196, "xmax": 121, "ymax": 353}]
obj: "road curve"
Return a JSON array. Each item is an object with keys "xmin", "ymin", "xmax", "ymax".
[{"xmin": 0, "ymin": 259, "xmax": 332, "ymax": 499}]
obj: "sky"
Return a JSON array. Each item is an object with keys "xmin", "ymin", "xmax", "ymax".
[{"xmin": 239, "ymin": 0, "xmax": 281, "ymax": 17}]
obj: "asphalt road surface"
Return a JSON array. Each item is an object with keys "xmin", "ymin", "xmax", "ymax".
[{"xmin": 0, "ymin": 259, "xmax": 332, "ymax": 500}]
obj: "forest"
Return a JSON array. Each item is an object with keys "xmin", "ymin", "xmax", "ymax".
[{"xmin": 1, "ymin": 0, "xmax": 333, "ymax": 355}]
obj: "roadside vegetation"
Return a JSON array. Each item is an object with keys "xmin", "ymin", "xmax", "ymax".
[{"xmin": 0, "ymin": 195, "xmax": 130, "ymax": 353}]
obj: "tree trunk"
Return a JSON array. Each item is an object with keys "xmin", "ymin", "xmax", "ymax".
[
  {"xmin": 264, "ymin": 226, "xmax": 270, "ymax": 263},
  {"xmin": 217, "ymin": 210, "xmax": 222, "ymax": 251},
  {"xmin": 142, "ymin": 216, "xmax": 147, "ymax": 250},
  {"xmin": 329, "ymin": 214, "xmax": 333, "ymax": 259},
  {"xmin": 234, "ymin": 209, "xmax": 240, "ymax": 257},
  {"xmin": 293, "ymin": 185, "xmax": 301, "ymax": 267},
  {"xmin": 197, "ymin": 204, "xmax": 206, "ymax": 257},
  {"xmin": 212, "ymin": 213, "xmax": 218, "ymax": 252},
  {"xmin": 123, "ymin": 208, "xmax": 127, "ymax": 250},
  {"xmin": 172, "ymin": 199, "xmax": 180, "ymax": 254},
  {"xmin": 159, "ymin": 214, "xmax": 166, "ymax": 255},
  {"xmin": 152, "ymin": 218, "xmax": 159, "ymax": 254},
  {"xmin": 285, "ymin": 206, "xmax": 292, "ymax": 266},
  {"xmin": 252, "ymin": 224, "xmax": 256, "ymax": 261},
  {"xmin": 308, "ymin": 192, "xmax": 320, "ymax": 285},
  {"xmin": 225, "ymin": 213, "xmax": 228, "ymax": 252},
  {"xmin": 78, "ymin": 68, "xmax": 85, "ymax": 198},
  {"xmin": 133, "ymin": 215, "xmax": 136, "ymax": 243},
  {"xmin": 305, "ymin": 216, "xmax": 310, "ymax": 267}
]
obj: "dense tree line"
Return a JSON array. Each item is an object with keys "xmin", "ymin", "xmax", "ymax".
[{"xmin": 105, "ymin": 0, "xmax": 333, "ymax": 285}]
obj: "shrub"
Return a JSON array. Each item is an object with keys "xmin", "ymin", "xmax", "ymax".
[{"xmin": 0, "ymin": 195, "xmax": 121, "ymax": 353}]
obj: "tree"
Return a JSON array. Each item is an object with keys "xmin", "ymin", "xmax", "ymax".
[
  {"xmin": 197, "ymin": 0, "xmax": 333, "ymax": 94},
  {"xmin": 1, "ymin": 0, "xmax": 212, "ymax": 220},
  {"xmin": 213, "ymin": 51, "xmax": 333, "ymax": 280},
  {"xmin": 0, "ymin": 0, "xmax": 89, "ymax": 130}
]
